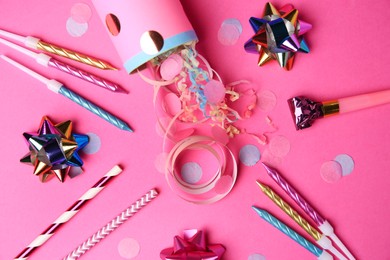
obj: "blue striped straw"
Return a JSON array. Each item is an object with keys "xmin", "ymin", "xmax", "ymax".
[{"xmin": 252, "ymin": 206, "xmax": 332, "ymax": 259}]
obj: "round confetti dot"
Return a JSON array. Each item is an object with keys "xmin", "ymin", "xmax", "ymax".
[
  {"xmin": 118, "ymin": 238, "xmax": 140, "ymax": 259},
  {"xmin": 68, "ymin": 167, "xmax": 83, "ymax": 178},
  {"xmin": 181, "ymin": 162, "xmax": 203, "ymax": 184},
  {"xmin": 140, "ymin": 31, "xmax": 164, "ymax": 55},
  {"xmin": 223, "ymin": 18, "xmax": 243, "ymax": 34},
  {"xmin": 214, "ymin": 175, "xmax": 234, "ymax": 194},
  {"xmin": 160, "ymin": 54, "xmax": 183, "ymax": 81},
  {"xmin": 320, "ymin": 161, "xmax": 343, "ymax": 183},
  {"xmin": 258, "ymin": 90, "xmax": 277, "ymax": 111},
  {"xmin": 66, "ymin": 17, "xmax": 88, "ymax": 37},
  {"xmin": 154, "ymin": 153, "xmax": 168, "ymax": 174},
  {"xmin": 239, "ymin": 144, "xmax": 261, "ymax": 166},
  {"xmin": 204, "ymin": 80, "xmax": 226, "ymax": 104},
  {"xmin": 261, "ymin": 149, "xmax": 283, "ymax": 166},
  {"xmin": 218, "ymin": 23, "xmax": 240, "ymax": 46},
  {"xmin": 211, "ymin": 126, "xmax": 229, "ymax": 145},
  {"xmin": 106, "ymin": 13, "xmax": 121, "ymax": 36},
  {"xmin": 269, "ymin": 135, "xmax": 290, "ymax": 158},
  {"xmin": 334, "ymin": 154, "xmax": 354, "ymax": 176},
  {"xmin": 248, "ymin": 253, "xmax": 266, "ymax": 260},
  {"xmin": 164, "ymin": 93, "xmax": 181, "ymax": 116},
  {"xmin": 155, "ymin": 117, "xmax": 176, "ymax": 138},
  {"xmin": 82, "ymin": 132, "xmax": 101, "ymax": 154},
  {"xmin": 71, "ymin": 3, "xmax": 92, "ymax": 23}
]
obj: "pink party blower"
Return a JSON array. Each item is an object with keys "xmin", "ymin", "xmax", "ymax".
[{"xmin": 288, "ymin": 89, "xmax": 390, "ymax": 130}]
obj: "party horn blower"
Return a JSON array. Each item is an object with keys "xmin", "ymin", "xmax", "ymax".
[
  {"xmin": 1, "ymin": 55, "xmax": 133, "ymax": 132},
  {"xmin": 252, "ymin": 207, "xmax": 333, "ymax": 260},
  {"xmin": 288, "ymin": 89, "xmax": 390, "ymax": 130},
  {"xmin": 261, "ymin": 163, "xmax": 355, "ymax": 260},
  {"xmin": 256, "ymin": 182, "xmax": 346, "ymax": 260},
  {"xmin": 15, "ymin": 165, "xmax": 123, "ymax": 260},
  {"xmin": 63, "ymin": 189, "xmax": 158, "ymax": 259},
  {"xmin": 0, "ymin": 28, "xmax": 117, "ymax": 70},
  {"xmin": 0, "ymin": 37, "xmax": 126, "ymax": 93}
]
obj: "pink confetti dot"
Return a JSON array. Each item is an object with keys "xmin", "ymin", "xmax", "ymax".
[
  {"xmin": 181, "ymin": 162, "xmax": 203, "ymax": 184},
  {"xmin": 204, "ymin": 80, "xmax": 226, "ymax": 104},
  {"xmin": 239, "ymin": 144, "xmax": 261, "ymax": 166},
  {"xmin": 68, "ymin": 167, "xmax": 83, "ymax": 178},
  {"xmin": 211, "ymin": 126, "xmax": 229, "ymax": 145},
  {"xmin": 163, "ymin": 93, "xmax": 182, "ymax": 116},
  {"xmin": 118, "ymin": 238, "xmax": 140, "ymax": 259},
  {"xmin": 261, "ymin": 149, "xmax": 283, "ymax": 167},
  {"xmin": 154, "ymin": 153, "xmax": 168, "ymax": 174},
  {"xmin": 320, "ymin": 161, "xmax": 343, "ymax": 183},
  {"xmin": 248, "ymin": 253, "xmax": 266, "ymax": 260},
  {"xmin": 160, "ymin": 54, "xmax": 183, "ymax": 81},
  {"xmin": 258, "ymin": 90, "xmax": 277, "ymax": 111},
  {"xmin": 218, "ymin": 19, "xmax": 242, "ymax": 46},
  {"xmin": 269, "ymin": 135, "xmax": 290, "ymax": 158},
  {"xmin": 214, "ymin": 175, "xmax": 233, "ymax": 194},
  {"xmin": 71, "ymin": 3, "xmax": 92, "ymax": 23}
]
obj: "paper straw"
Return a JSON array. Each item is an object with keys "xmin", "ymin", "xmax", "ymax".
[
  {"xmin": 63, "ymin": 189, "xmax": 159, "ymax": 259},
  {"xmin": 14, "ymin": 165, "xmax": 123, "ymax": 260}
]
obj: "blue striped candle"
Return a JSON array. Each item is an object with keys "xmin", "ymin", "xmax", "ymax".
[{"xmin": 252, "ymin": 206, "xmax": 324, "ymax": 258}]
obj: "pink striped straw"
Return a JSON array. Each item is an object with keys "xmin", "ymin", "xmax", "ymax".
[
  {"xmin": 14, "ymin": 165, "xmax": 123, "ymax": 260},
  {"xmin": 63, "ymin": 189, "xmax": 159, "ymax": 259}
]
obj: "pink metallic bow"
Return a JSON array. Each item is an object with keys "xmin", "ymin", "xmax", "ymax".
[{"xmin": 160, "ymin": 229, "xmax": 225, "ymax": 260}]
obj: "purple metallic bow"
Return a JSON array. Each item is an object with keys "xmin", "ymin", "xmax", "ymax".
[{"xmin": 160, "ymin": 229, "xmax": 225, "ymax": 260}]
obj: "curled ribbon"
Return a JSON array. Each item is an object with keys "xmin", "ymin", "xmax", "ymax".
[
  {"xmin": 160, "ymin": 229, "xmax": 225, "ymax": 259},
  {"xmin": 165, "ymin": 135, "xmax": 237, "ymax": 204}
]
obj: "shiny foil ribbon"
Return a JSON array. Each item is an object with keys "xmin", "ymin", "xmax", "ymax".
[
  {"xmin": 245, "ymin": 2, "xmax": 312, "ymax": 70},
  {"xmin": 20, "ymin": 116, "xmax": 89, "ymax": 182},
  {"xmin": 160, "ymin": 229, "xmax": 225, "ymax": 260}
]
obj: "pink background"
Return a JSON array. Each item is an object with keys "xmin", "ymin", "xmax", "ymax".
[{"xmin": 0, "ymin": 0, "xmax": 389, "ymax": 259}]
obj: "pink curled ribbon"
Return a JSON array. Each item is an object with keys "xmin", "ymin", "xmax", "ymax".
[
  {"xmin": 165, "ymin": 135, "xmax": 238, "ymax": 204},
  {"xmin": 160, "ymin": 229, "xmax": 225, "ymax": 260}
]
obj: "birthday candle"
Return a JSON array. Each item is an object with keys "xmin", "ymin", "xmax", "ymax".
[
  {"xmin": 261, "ymin": 163, "xmax": 355, "ymax": 260},
  {"xmin": 252, "ymin": 206, "xmax": 333, "ymax": 260},
  {"xmin": 1, "ymin": 55, "xmax": 133, "ymax": 132},
  {"xmin": 0, "ymin": 28, "xmax": 117, "ymax": 70},
  {"xmin": 0, "ymin": 37, "xmax": 126, "ymax": 93},
  {"xmin": 256, "ymin": 181, "xmax": 346, "ymax": 260}
]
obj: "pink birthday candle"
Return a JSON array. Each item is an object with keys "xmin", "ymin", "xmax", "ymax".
[
  {"xmin": 261, "ymin": 163, "xmax": 355, "ymax": 260},
  {"xmin": 0, "ymin": 37, "xmax": 127, "ymax": 94}
]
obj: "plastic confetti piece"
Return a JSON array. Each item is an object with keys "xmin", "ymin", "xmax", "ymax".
[
  {"xmin": 163, "ymin": 93, "xmax": 182, "ymax": 116},
  {"xmin": 239, "ymin": 144, "xmax": 261, "ymax": 166},
  {"xmin": 71, "ymin": 3, "xmax": 92, "ymax": 23},
  {"xmin": 82, "ymin": 132, "xmax": 101, "ymax": 154},
  {"xmin": 118, "ymin": 238, "xmax": 140, "ymax": 259},
  {"xmin": 223, "ymin": 18, "xmax": 243, "ymax": 34},
  {"xmin": 211, "ymin": 125, "xmax": 230, "ymax": 145},
  {"xmin": 334, "ymin": 154, "xmax": 355, "ymax": 176},
  {"xmin": 320, "ymin": 161, "xmax": 342, "ymax": 183},
  {"xmin": 258, "ymin": 90, "xmax": 277, "ymax": 111},
  {"xmin": 218, "ymin": 18, "xmax": 242, "ymax": 46},
  {"xmin": 269, "ymin": 135, "xmax": 290, "ymax": 158},
  {"xmin": 160, "ymin": 53, "xmax": 183, "ymax": 80},
  {"xmin": 181, "ymin": 162, "xmax": 203, "ymax": 184},
  {"xmin": 204, "ymin": 79, "xmax": 226, "ymax": 104},
  {"xmin": 68, "ymin": 167, "xmax": 83, "ymax": 178},
  {"xmin": 248, "ymin": 253, "xmax": 266, "ymax": 260},
  {"xmin": 155, "ymin": 153, "xmax": 168, "ymax": 174},
  {"xmin": 214, "ymin": 175, "xmax": 234, "ymax": 194},
  {"xmin": 261, "ymin": 149, "xmax": 283, "ymax": 166},
  {"xmin": 66, "ymin": 17, "xmax": 88, "ymax": 37}
]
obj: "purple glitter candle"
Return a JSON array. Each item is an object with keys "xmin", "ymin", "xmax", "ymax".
[{"xmin": 261, "ymin": 163, "xmax": 325, "ymax": 226}]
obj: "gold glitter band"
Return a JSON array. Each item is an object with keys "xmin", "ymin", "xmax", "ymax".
[
  {"xmin": 322, "ymin": 100, "xmax": 340, "ymax": 117},
  {"xmin": 257, "ymin": 181, "xmax": 322, "ymax": 241}
]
